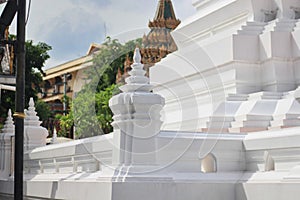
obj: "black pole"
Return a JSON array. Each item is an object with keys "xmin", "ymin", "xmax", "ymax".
[
  {"xmin": 14, "ymin": 0, "xmax": 26, "ymax": 199},
  {"xmin": 63, "ymin": 73, "xmax": 67, "ymax": 115}
]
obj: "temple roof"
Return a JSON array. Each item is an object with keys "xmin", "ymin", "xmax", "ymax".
[
  {"xmin": 149, "ymin": 0, "xmax": 181, "ymax": 29},
  {"xmin": 154, "ymin": 0, "xmax": 177, "ymax": 21}
]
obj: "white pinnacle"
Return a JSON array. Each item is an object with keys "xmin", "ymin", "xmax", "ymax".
[
  {"xmin": 7, "ymin": 109, "xmax": 12, "ymax": 121},
  {"xmin": 133, "ymin": 47, "xmax": 142, "ymax": 64},
  {"xmin": 29, "ymin": 97, "xmax": 35, "ymax": 108},
  {"xmin": 25, "ymin": 97, "xmax": 41, "ymax": 126},
  {"xmin": 120, "ymin": 47, "xmax": 151, "ymax": 92},
  {"xmin": 51, "ymin": 127, "xmax": 58, "ymax": 144},
  {"xmin": 2, "ymin": 109, "xmax": 14, "ymax": 133}
]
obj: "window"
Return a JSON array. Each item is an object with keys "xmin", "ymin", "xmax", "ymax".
[{"xmin": 55, "ymin": 77, "xmax": 63, "ymax": 85}]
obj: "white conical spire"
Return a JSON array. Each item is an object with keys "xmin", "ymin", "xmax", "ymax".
[
  {"xmin": 51, "ymin": 127, "xmax": 58, "ymax": 144},
  {"xmin": 25, "ymin": 98, "xmax": 41, "ymax": 126},
  {"xmin": 2, "ymin": 109, "xmax": 14, "ymax": 133},
  {"xmin": 133, "ymin": 47, "xmax": 142, "ymax": 64},
  {"xmin": 120, "ymin": 47, "xmax": 152, "ymax": 92}
]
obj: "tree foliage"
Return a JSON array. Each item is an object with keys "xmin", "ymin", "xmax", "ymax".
[
  {"xmin": 35, "ymin": 100, "xmax": 51, "ymax": 124},
  {"xmin": 25, "ymin": 41, "xmax": 52, "ymax": 103},
  {"xmin": 0, "ymin": 39, "xmax": 51, "ymax": 122},
  {"xmin": 65, "ymin": 38, "xmax": 141, "ymax": 138},
  {"xmin": 95, "ymin": 84, "xmax": 119, "ymax": 134},
  {"xmin": 88, "ymin": 37, "xmax": 142, "ymax": 91},
  {"xmin": 55, "ymin": 111, "xmax": 74, "ymax": 138}
]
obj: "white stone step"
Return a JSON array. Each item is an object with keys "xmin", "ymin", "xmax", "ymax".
[
  {"xmin": 237, "ymin": 30, "xmax": 263, "ymax": 35},
  {"xmin": 268, "ymin": 126, "xmax": 282, "ymax": 131},
  {"xmin": 268, "ymin": 125, "xmax": 300, "ymax": 130},
  {"xmin": 283, "ymin": 119, "xmax": 300, "ymax": 126},
  {"xmin": 226, "ymin": 94, "xmax": 248, "ymax": 101},
  {"xmin": 206, "ymin": 121, "xmax": 232, "ymax": 128},
  {"xmin": 270, "ymin": 119, "xmax": 300, "ymax": 127},
  {"xmin": 209, "ymin": 116, "xmax": 235, "ymax": 122},
  {"xmin": 229, "ymin": 127, "xmax": 268, "ymax": 133},
  {"xmin": 273, "ymin": 113, "xmax": 300, "ymax": 121},
  {"xmin": 235, "ymin": 114, "xmax": 273, "ymax": 121},
  {"xmin": 248, "ymin": 92, "xmax": 283, "ymax": 100},
  {"xmin": 200, "ymin": 127, "xmax": 229, "ymax": 133},
  {"xmin": 274, "ymin": 27, "xmax": 295, "ymax": 32},
  {"xmin": 237, "ymin": 21, "xmax": 267, "ymax": 35},
  {"xmin": 231, "ymin": 120, "xmax": 270, "ymax": 128},
  {"xmin": 246, "ymin": 21, "xmax": 267, "ymax": 26}
]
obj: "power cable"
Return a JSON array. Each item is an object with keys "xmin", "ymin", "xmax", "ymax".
[{"xmin": 25, "ymin": 0, "xmax": 31, "ymax": 25}]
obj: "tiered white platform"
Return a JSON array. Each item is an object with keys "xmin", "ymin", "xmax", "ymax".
[{"xmin": 151, "ymin": 0, "xmax": 300, "ymax": 133}]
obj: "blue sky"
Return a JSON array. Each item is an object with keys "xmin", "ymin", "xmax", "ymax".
[{"xmin": 1, "ymin": 0, "xmax": 196, "ymax": 68}]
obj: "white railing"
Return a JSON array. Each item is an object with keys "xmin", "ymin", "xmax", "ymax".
[
  {"xmin": 10, "ymin": 136, "xmax": 14, "ymax": 177},
  {"xmin": 0, "ymin": 133, "xmax": 14, "ymax": 179},
  {"xmin": 24, "ymin": 134, "xmax": 113, "ymax": 175}
]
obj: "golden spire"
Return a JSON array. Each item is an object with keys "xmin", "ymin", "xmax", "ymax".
[
  {"xmin": 154, "ymin": 0, "xmax": 177, "ymax": 21},
  {"xmin": 149, "ymin": 0, "xmax": 181, "ymax": 29}
]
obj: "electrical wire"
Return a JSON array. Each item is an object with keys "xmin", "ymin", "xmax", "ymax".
[{"xmin": 25, "ymin": 0, "xmax": 31, "ymax": 25}]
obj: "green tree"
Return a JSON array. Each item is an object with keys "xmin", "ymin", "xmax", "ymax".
[
  {"xmin": 89, "ymin": 37, "xmax": 142, "ymax": 91},
  {"xmin": 0, "ymin": 39, "xmax": 51, "ymax": 122},
  {"xmin": 25, "ymin": 40, "xmax": 52, "ymax": 103},
  {"xmin": 71, "ymin": 84, "xmax": 119, "ymax": 138},
  {"xmin": 35, "ymin": 100, "xmax": 51, "ymax": 124},
  {"xmin": 0, "ymin": 90, "xmax": 14, "ymax": 119},
  {"xmin": 55, "ymin": 111, "xmax": 74, "ymax": 138},
  {"xmin": 72, "ymin": 88, "xmax": 101, "ymax": 138},
  {"xmin": 95, "ymin": 84, "xmax": 119, "ymax": 134},
  {"xmin": 69, "ymin": 38, "xmax": 141, "ymax": 138}
]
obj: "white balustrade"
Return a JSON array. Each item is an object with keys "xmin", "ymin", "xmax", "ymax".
[{"xmin": 0, "ymin": 109, "xmax": 14, "ymax": 179}]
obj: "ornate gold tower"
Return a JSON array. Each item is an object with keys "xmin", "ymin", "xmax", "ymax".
[
  {"xmin": 142, "ymin": 0, "xmax": 180, "ymax": 62},
  {"xmin": 141, "ymin": 0, "xmax": 180, "ymax": 73},
  {"xmin": 116, "ymin": 0, "xmax": 180, "ymax": 84}
]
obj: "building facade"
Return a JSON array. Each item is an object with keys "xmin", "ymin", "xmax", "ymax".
[
  {"xmin": 40, "ymin": 44, "xmax": 101, "ymax": 111},
  {"xmin": 39, "ymin": 44, "xmax": 101, "ymax": 137}
]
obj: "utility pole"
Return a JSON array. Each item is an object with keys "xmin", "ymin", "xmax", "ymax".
[{"xmin": 14, "ymin": 0, "xmax": 26, "ymax": 199}]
